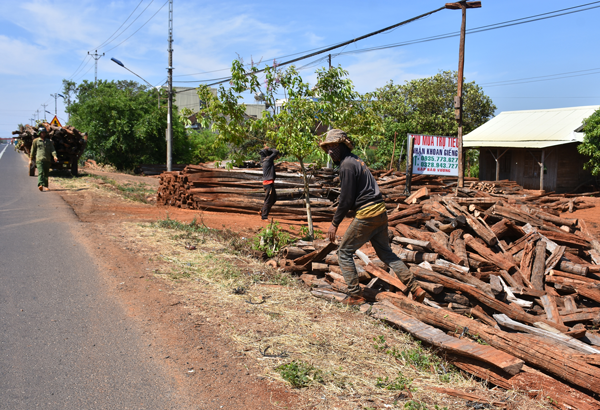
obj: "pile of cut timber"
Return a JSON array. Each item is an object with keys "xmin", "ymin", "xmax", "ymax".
[
  {"xmin": 277, "ymin": 192, "xmax": 600, "ymax": 408},
  {"xmin": 12, "ymin": 123, "xmax": 87, "ymax": 160},
  {"xmin": 156, "ymin": 163, "xmax": 480, "ymax": 220}
]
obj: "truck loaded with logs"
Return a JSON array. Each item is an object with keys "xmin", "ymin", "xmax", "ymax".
[{"xmin": 12, "ymin": 123, "xmax": 87, "ymax": 176}]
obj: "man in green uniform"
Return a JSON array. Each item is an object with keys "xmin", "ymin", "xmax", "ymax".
[{"xmin": 30, "ymin": 126, "xmax": 58, "ymax": 191}]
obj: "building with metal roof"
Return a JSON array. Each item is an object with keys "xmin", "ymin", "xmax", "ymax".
[{"xmin": 464, "ymin": 105, "xmax": 599, "ymax": 192}]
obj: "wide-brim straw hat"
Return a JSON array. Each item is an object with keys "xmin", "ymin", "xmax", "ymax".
[{"xmin": 319, "ymin": 129, "xmax": 354, "ymax": 153}]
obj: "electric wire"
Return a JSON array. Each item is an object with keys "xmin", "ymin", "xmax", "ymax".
[
  {"xmin": 97, "ymin": 0, "xmax": 156, "ymax": 51},
  {"xmin": 94, "ymin": 0, "xmax": 145, "ymax": 50},
  {"xmin": 174, "ymin": 5, "xmax": 446, "ymax": 94},
  {"xmin": 481, "ymin": 67, "xmax": 600, "ymax": 86},
  {"xmin": 67, "ymin": 55, "xmax": 92, "ymax": 80},
  {"xmin": 104, "ymin": 0, "xmax": 168, "ymax": 53}
]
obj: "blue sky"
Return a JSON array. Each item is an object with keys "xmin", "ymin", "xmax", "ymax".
[{"xmin": 2, "ymin": 0, "xmax": 600, "ymax": 137}]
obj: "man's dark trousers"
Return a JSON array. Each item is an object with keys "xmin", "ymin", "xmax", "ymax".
[{"xmin": 261, "ymin": 184, "xmax": 277, "ymax": 220}]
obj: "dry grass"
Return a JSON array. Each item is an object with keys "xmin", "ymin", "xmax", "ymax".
[{"xmin": 53, "ymin": 172, "xmax": 155, "ymax": 203}]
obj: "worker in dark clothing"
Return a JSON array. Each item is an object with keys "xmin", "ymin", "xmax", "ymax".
[
  {"xmin": 260, "ymin": 145, "xmax": 281, "ymax": 220},
  {"xmin": 30, "ymin": 126, "xmax": 58, "ymax": 192},
  {"xmin": 320, "ymin": 129, "xmax": 426, "ymax": 305}
]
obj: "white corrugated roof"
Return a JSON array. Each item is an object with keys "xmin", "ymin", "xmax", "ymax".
[{"xmin": 464, "ymin": 105, "xmax": 599, "ymax": 149}]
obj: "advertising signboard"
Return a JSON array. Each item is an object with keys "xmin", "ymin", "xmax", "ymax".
[{"xmin": 408, "ymin": 133, "xmax": 459, "ymax": 177}]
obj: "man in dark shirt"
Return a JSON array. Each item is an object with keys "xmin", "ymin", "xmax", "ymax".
[
  {"xmin": 320, "ymin": 129, "xmax": 425, "ymax": 305},
  {"xmin": 259, "ymin": 145, "xmax": 281, "ymax": 220}
]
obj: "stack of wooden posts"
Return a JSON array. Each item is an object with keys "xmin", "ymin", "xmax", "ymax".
[
  {"xmin": 278, "ymin": 192, "xmax": 600, "ymax": 409},
  {"xmin": 157, "ymin": 164, "xmax": 340, "ymax": 221},
  {"xmin": 156, "ymin": 164, "xmax": 482, "ymax": 220},
  {"xmin": 12, "ymin": 123, "xmax": 87, "ymax": 159}
]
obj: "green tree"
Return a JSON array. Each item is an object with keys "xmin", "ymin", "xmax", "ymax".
[
  {"xmin": 197, "ymin": 61, "xmax": 383, "ymax": 237},
  {"xmin": 66, "ymin": 79, "xmax": 188, "ymax": 170},
  {"xmin": 578, "ymin": 108, "xmax": 600, "ymax": 175},
  {"xmin": 373, "ymin": 70, "xmax": 496, "ymax": 175}
]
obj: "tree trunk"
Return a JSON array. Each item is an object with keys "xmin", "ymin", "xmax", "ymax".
[{"xmin": 298, "ymin": 158, "xmax": 314, "ymax": 239}]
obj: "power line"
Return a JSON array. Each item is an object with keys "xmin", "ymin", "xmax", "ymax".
[
  {"xmin": 68, "ymin": 55, "xmax": 92, "ymax": 80},
  {"xmin": 94, "ymin": 0, "xmax": 145, "ymax": 50},
  {"xmin": 481, "ymin": 68, "xmax": 600, "ymax": 87},
  {"xmin": 98, "ymin": 0, "xmax": 156, "ymax": 51},
  {"xmin": 104, "ymin": 0, "xmax": 168, "ymax": 53},
  {"xmin": 174, "ymin": 5, "xmax": 446, "ymax": 94},
  {"xmin": 334, "ymin": 2, "xmax": 600, "ymax": 57}
]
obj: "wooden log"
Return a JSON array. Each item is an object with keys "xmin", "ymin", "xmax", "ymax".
[
  {"xmin": 452, "ymin": 238, "xmax": 469, "ymax": 268},
  {"xmin": 416, "ymin": 280, "xmax": 443, "ymax": 295},
  {"xmin": 447, "ymin": 358, "xmax": 600, "ymax": 410},
  {"xmin": 558, "ymin": 260, "xmax": 590, "ymax": 276},
  {"xmin": 494, "ymin": 314, "xmax": 598, "ymax": 354},
  {"xmin": 281, "ymin": 246, "xmax": 307, "ymax": 260},
  {"xmin": 371, "ymin": 302, "xmax": 524, "ymax": 375},
  {"xmin": 530, "ymin": 240, "xmax": 547, "ymax": 291},
  {"xmin": 376, "ymin": 292, "xmax": 600, "ymax": 394},
  {"xmin": 388, "ymin": 205, "xmax": 423, "ymax": 222},
  {"xmin": 293, "ymin": 241, "xmax": 337, "ymax": 266},
  {"xmin": 392, "ymin": 237, "xmax": 431, "ymax": 250},
  {"xmin": 404, "ymin": 186, "xmax": 429, "ymax": 204},
  {"xmin": 410, "ymin": 266, "xmax": 568, "ymax": 332},
  {"xmin": 444, "ymin": 200, "xmax": 498, "ymax": 246},
  {"xmin": 539, "ymin": 229, "xmax": 590, "ymax": 248}
]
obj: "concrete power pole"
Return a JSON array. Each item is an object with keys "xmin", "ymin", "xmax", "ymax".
[
  {"xmin": 88, "ymin": 50, "xmax": 105, "ymax": 86},
  {"xmin": 166, "ymin": 0, "xmax": 174, "ymax": 172},
  {"xmin": 50, "ymin": 93, "xmax": 58, "ymax": 115},
  {"xmin": 445, "ymin": 1, "xmax": 481, "ymax": 188},
  {"xmin": 41, "ymin": 104, "xmax": 49, "ymax": 120}
]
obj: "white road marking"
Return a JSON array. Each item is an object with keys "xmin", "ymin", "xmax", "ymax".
[{"xmin": 0, "ymin": 144, "xmax": 8, "ymax": 161}]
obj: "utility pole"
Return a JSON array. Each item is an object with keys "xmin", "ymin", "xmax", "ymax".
[
  {"xmin": 88, "ymin": 50, "xmax": 105, "ymax": 86},
  {"xmin": 166, "ymin": 0, "xmax": 174, "ymax": 171},
  {"xmin": 326, "ymin": 53, "xmax": 333, "ymax": 169},
  {"xmin": 30, "ymin": 117, "xmax": 35, "ymax": 126},
  {"xmin": 41, "ymin": 104, "xmax": 49, "ymax": 120},
  {"xmin": 50, "ymin": 93, "xmax": 59, "ymax": 115},
  {"xmin": 445, "ymin": 1, "xmax": 481, "ymax": 188}
]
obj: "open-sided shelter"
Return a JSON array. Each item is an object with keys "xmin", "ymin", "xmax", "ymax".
[{"xmin": 464, "ymin": 105, "xmax": 600, "ymax": 193}]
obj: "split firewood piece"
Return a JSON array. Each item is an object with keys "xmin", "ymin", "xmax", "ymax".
[
  {"xmin": 428, "ymin": 386, "xmax": 506, "ymax": 408},
  {"xmin": 539, "ymin": 229, "xmax": 590, "ymax": 249},
  {"xmin": 493, "ymin": 314, "xmax": 599, "ymax": 354},
  {"xmin": 444, "ymin": 199, "xmax": 498, "ymax": 246},
  {"xmin": 293, "ymin": 241, "xmax": 337, "ymax": 266},
  {"xmin": 419, "ymin": 232, "xmax": 464, "ymax": 266},
  {"xmin": 355, "ymin": 250, "xmax": 408, "ymax": 294},
  {"xmin": 463, "ymin": 234, "xmax": 516, "ymax": 272},
  {"xmin": 470, "ymin": 305, "xmax": 499, "ymax": 328},
  {"xmin": 519, "ymin": 241, "xmax": 536, "ymax": 283},
  {"xmin": 568, "ymin": 354, "xmax": 600, "ymax": 366},
  {"xmin": 540, "ymin": 295, "xmax": 564, "ymax": 326},
  {"xmin": 404, "ymin": 186, "xmax": 429, "ymax": 204},
  {"xmin": 543, "ymin": 245, "xmax": 566, "ymax": 275},
  {"xmin": 392, "ymin": 237, "xmax": 431, "ymax": 250},
  {"xmin": 376, "ymin": 292, "xmax": 600, "ymax": 394},
  {"xmin": 311, "ymin": 288, "xmax": 347, "ymax": 302},
  {"xmin": 522, "ymin": 224, "xmax": 559, "ymax": 253},
  {"xmin": 371, "ymin": 300, "xmax": 524, "ymax": 375},
  {"xmin": 497, "ymin": 277, "xmax": 532, "ymax": 308},
  {"xmin": 530, "ymin": 240, "xmax": 547, "ymax": 291}
]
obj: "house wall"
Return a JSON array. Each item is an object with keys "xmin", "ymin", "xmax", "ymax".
[{"xmin": 478, "ymin": 144, "xmax": 591, "ymax": 192}]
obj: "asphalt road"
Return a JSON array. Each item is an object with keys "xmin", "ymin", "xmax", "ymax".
[{"xmin": 0, "ymin": 145, "xmax": 183, "ymax": 409}]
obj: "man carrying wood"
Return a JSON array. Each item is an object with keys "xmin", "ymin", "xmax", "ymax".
[
  {"xmin": 30, "ymin": 126, "xmax": 58, "ymax": 192},
  {"xmin": 321, "ymin": 129, "xmax": 425, "ymax": 305},
  {"xmin": 260, "ymin": 144, "xmax": 281, "ymax": 220}
]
